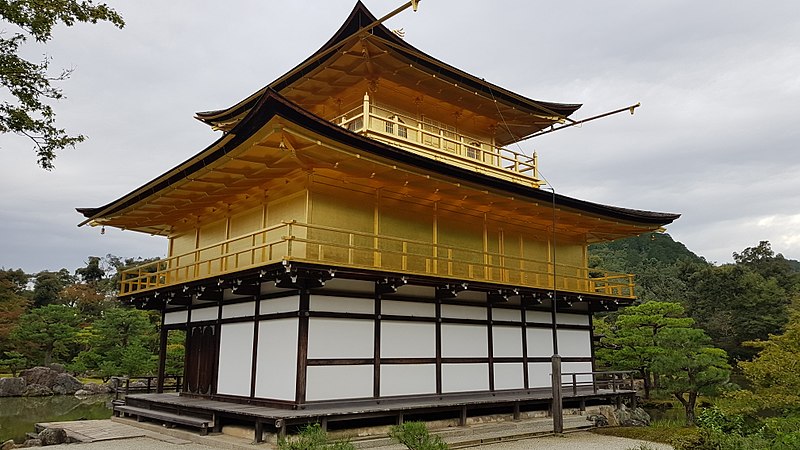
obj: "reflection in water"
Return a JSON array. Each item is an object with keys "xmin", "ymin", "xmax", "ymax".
[{"xmin": 0, "ymin": 395, "xmax": 113, "ymax": 443}]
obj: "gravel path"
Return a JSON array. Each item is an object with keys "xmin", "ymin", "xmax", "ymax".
[{"xmin": 41, "ymin": 431, "xmax": 672, "ymax": 450}]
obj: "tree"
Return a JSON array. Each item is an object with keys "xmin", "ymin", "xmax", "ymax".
[
  {"xmin": 596, "ymin": 301, "xmax": 694, "ymax": 399},
  {"xmin": 75, "ymin": 256, "xmax": 105, "ymax": 285},
  {"xmin": 10, "ymin": 304, "xmax": 79, "ymax": 365},
  {"xmin": 72, "ymin": 307, "xmax": 158, "ymax": 378},
  {"xmin": 682, "ymin": 263, "xmax": 790, "ymax": 360},
  {"xmin": 733, "ymin": 241, "xmax": 799, "ymax": 293},
  {"xmin": 31, "ymin": 268, "xmax": 74, "ymax": 307},
  {"xmin": 0, "ymin": 1, "xmax": 124, "ymax": 169},
  {"xmin": 60, "ymin": 282, "xmax": 107, "ymax": 322},
  {"xmin": 0, "ymin": 268, "xmax": 29, "ymax": 352},
  {"xmin": 653, "ymin": 327, "xmax": 731, "ymax": 425},
  {"xmin": 730, "ymin": 314, "xmax": 800, "ymax": 413}
]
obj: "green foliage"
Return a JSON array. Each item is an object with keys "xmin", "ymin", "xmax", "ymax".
[
  {"xmin": 0, "ymin": 350, "xmax": 26, "ymax": 376},
  {"xmin": 278, "ymin": 423, "xmax": 355, "ymax": 450},
  {"xmin": 728, "ymin": 313, "xmax": 800, "ymax": 413},
  {"xmin": 0, "ymin": 0, "xmax": 124, "ymax": 168},
  {"xmin": 165, "ymin": 330, "xmax": 185, "ymax": 376},
  {"xmin": 73, "ymin": 307, "xmax": 159, "ymax": 378},
  {"xmin": 389, "ymin": 421, "xmax": 448, "ymax": 450},
  {"xmin": 75, "ymin": 256, "xmax": 105, "ymax": 285},
  {"xmin": 0, "ymin": 268, "xmax": 29, "ymax": 353},
  {"xmin": 31, "ymin": 269, "xmax": 74, "ymax": 307},
  {"xmin": 10, "ymin": 304, "xmax": 79, "ymax": 364},
  {"xmin": 681, "ymin": 262, "xmax": 790, "ymax": 360},
  {"xmin": 653, "ymin": 327, "xmax": 731, "ymax": 425},
  {"xmin": 596, "ymin": 301, "xmax": 694, "ymax": 399}
]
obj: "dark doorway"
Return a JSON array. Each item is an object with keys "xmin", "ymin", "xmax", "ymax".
[{"xmin": 184, "ymin": 325, "xmax": 218, "ymax": 395}]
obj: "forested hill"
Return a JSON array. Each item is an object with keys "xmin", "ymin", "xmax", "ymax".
[
  {"xmin": 590, "ymin": 236, "xmax": 800, "ymax": 361},
  {"xmin": 589, "ymin": 232, "xmax": 704, "ymax": 273}
]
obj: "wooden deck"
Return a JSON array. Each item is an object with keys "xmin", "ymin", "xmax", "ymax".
[{"xmin": 121, "ymin": 387, "xmax": 633, "ymax": 443}]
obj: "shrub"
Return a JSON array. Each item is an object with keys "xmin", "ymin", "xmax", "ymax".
[
  {"xmin": 389, "ymin": 421, "xmax": 448, "ymax": 450},
  {"xmin": 278, "ymin": 423, "xmax": 354, "ymax": 450}
]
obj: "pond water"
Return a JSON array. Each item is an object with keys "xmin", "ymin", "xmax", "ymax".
[{"xmin": 0, "ymin": 395, "xmax": 113, "ymax": 444}]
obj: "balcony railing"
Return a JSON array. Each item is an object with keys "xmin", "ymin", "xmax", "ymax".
[
  {"xmin": 331, "ymin": 94, "xmax": 540, "ymax": 187},
  {"xmin": 120, "ymin": 221, "xmax": 634, "ymax": 298}
]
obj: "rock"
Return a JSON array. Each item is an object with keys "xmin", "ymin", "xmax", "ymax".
[
  {"xmin": 128, "ymin": 380, "xmax": 147, "ymax": 389},
  {"xmin": 22, "ymin": 438, "xmax": 42, "ymax": 447},
  {"xmin": 38, "ymin": 428, "xmax": 67, "ymax": 446},
  {"xmin": 47, "ymin": 363, "xmax": 66, "ymax": 374},
  {"xmin": 23, "ymin": 384, "xmax": 53, "ymax": 397},
  {"xmin": 0, "ymin": 377, "xmax": 26, "ymax": 397},
  {"xmin": 1, "ymin": 439, "xmax": 15, "ymax": 450},
  {"xmin": 74, "ymin": 389, "xmax": 92, "ymax": 397},
  {"xmin": 617, "ymin": 405, "xmax": 651, "ymax": 427},
  {"xmin": 598, "ymin": 405, "xmax": 620, "ymax": 427},
  {"xmin": 81, "ymin": 382, "xmax": 112, "ymax": 394},
  {"xmin": 51, "ymin": 373, "xmax": 83, "ymax": 395},
  {"xmin": 19, "ymin": 367, "xmax": 60, "ymax": 389},
  {"xmin": 587, "ymin": 414, "xmax": 609, "ymax": 427}
]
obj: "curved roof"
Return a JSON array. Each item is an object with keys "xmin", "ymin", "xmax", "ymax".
[
  {"xmin": 194, "ymin": 2, "xmax": 581, "ymax": 145},
  {"xmin": 78, "ymin": 88, "xmax": 678, "ymax": 231}
]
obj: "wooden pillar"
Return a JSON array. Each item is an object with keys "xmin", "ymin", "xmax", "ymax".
[
  {"xmin": 156, "ymin": 323, "xmax": 167, "ymax": 393},
  {"xmin": 295, "ymin": 288, "xmax": 310, "ymax": 406},
  {"xmin": 551, "ymin": 354, "xmax": 563, "ymax": 434}
]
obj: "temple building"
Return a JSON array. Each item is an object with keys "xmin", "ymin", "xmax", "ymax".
[{"xmin": 78, "ymin": 1, "xmax": 677, "ymax": 439}]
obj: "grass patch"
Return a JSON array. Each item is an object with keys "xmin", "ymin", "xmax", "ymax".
[{"xmin": 592, "ymin": 425, "xmax": 699, "ymax": 445}]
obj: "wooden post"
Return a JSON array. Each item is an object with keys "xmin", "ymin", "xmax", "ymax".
[
  {"xmin": 551, "ymin": 354, "xmax": 563, "ymax": 434},
  {"xmin": 157, "ymin": 326, "xmax": 167, "ymax": 393}
]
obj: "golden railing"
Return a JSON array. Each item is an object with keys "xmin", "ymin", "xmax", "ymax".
[
  {"xmin": 120, "ymin": 221, "xmax": 634, "ymax": 298},
  {"xmin": 331, "ymin": 95, "xmax": 540, "ymax": 187}
]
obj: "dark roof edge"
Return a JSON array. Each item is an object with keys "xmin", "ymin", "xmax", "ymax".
[
  {"xmin": 195, "ymin": 2, "xmax": 581, "ymax": 127},
  {"xmin": 80, "ymin": 89, "xmax": 678, "ymax": 227}
]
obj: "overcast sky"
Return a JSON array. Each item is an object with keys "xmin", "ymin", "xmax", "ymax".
[{"xmin": 1, "ymin": 0, "xmax": 799, "ymax": 274}]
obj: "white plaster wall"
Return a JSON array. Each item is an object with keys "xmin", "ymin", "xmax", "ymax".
[
  {"xmin": 381, "ymin": 300, "xmax": 435, "ymax": 317},
  {"xmin": 562, "ymin": 361, "xmax": 594, "ymax": 384},
  {"xmin": 254, "ymin": 318, "xmax": 298, "ymax": 401},
  {"xmin": 260, "ymin": 296, "xmax": 299, "ymax": 314},
  {"xmin": 526, "ymin": 311, "xmax": 550, "ymax": 324},
  {"xmin": 527, "ymin": 362, "xmax": 552, "ymax": 388},
  {"xmin": 441, "ymin": 304, "xmax": 486, "ymax": 320},
  {"xmin": 556, "ymin": 313, "xmax": 590, "ymax": 326},
  {"xmin": 557, "ymin": 329, "xmax": 592, "ymax": 358},
  {"xmin": 492, "ymin": 326, "xmax": 523, "ymax": 358},
  {"xmin": 494, "ymin": 363, "xmax": 524, "ymax": 390},
  {"xmin": 380, "ymin": 364, "xmax": 436, "ymax": 397},
  {"xmin": 441, "ymin": 324, "xmax": 487, "ymax": 358},
  {"xmin": 381, "ymin": 321, "xmax": 435, "ymax": 358},
  {"xmin": 222, "ymin": 301, "xmax": 255, "ymax": 319},
  {"xmin": 526, "ymin": 328, "xmax": 554, "ymax": 357},
  {"xmin": 163, "ymin": 310, "xmax": 188, "ymax": 325},
  {"xmin": 442, "ymin": 363, "xmax": 489, "ymax": 393},
  {"xmin": 310, "ymin": 295, "xmax": 374, "ymax": 314},
  {"xmin": 492, "ymin": 308, "xmax": 521, "ymax": 322},
  {"xmin": 189, "ymin": 306, "xmax": 217, "ymax": 322},
  {"xmin": 216, "ymin": 322, "xmax": 253, "ymax": 397},
  {"xmin": 306, "ymin": 365, "xmax": 373, "ymax": 401},
  {"xmin": 308, "ymin": 318, "xmax": 373, "ymax": 359}
]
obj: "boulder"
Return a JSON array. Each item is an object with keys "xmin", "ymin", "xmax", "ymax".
[
  {"xmin": 587, "ymin": 414, "xmax": 609, "ymax": 427},
  {"xmin": 47, "ymin": 363, "xmax": 66, "ymax": 374},
  {"xmin": 598, "ymin": 405, "xmax": 620, "ymax": 427},
  {"xmin": 51, "ymin": 373, "xmax": 83, "ymax": 395},
  {"xmin": 0, "ymin": 377, "xmax": 26, "ymax": 397},
  {"xmin": 74, "ymin": 389, "xmax": 92, "ymax": 397},
  {"xmin": 617, "ymin": 405, "xmax": 651, "ymax": 427},
  {"xmin": 38, "ymin": 428, "xmax": 67, "ymax": 446},
  {"xmin": 1, "ymin": 439, "xmax": 15, "ymax": 450},
  {"xmin": 19, "ymin": 367, "xmax": 60, "ymax": 389},
  {"xmin": 22, "ymin": 438, "xmax": 42, "ymax": 447},
  {"xmin": 23, "ymin": 384, "xmax": 53, "ymax": 397},
  {"xmin": 81, "ymin": 382, "xmax": 112, "ymax": 394}
]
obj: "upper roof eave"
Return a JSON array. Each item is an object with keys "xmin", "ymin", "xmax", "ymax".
[
  {"xmin": 79, "ymin": 88, "xmax": 678, "ymax": 229},
  {"xmin": 194, "ymin": 1, "xmax": 581, "ymax": 130}
]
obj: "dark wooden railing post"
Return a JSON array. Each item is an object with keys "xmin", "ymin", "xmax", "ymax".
[{"xmin": 551, "ymin": 355, "xmax": 563, "ymax": 434}]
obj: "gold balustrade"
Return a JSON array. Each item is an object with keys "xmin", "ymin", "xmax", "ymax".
[
  {"xmin": 331, "ymin": 96, "xmax": 541, "ymax": 187},
  {"xmin": 120, "ymin": 221, "xmax": 635, "ymax": 299}
]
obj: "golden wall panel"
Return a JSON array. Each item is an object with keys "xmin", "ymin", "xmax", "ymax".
[
  {"xmin": 267, "ymin": 191, "xmax": 308, "ymax": 260},
  {"xmin": 309, "ymin": 188, "xmax": 375, "ymax": 266},
  {"xmin": 226, "ymin": 206, "xmax": 264, "ymax": 269},
  {"xmin": 198, "ymin": 218, "xmax": 226, "ymax": 276},
  {"xmin": 379, "ymin": 197, "xmax": 434, "ymax": 273}
]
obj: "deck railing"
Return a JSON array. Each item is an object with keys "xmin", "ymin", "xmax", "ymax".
[
  {"xmin": 560, "ymin": 371, "xmax": 637, "ymax": 396},
  {"xmin": 331, "ymin": 95, "xmax": 540, "ymax": 187},
  {"xmin": 120, "ymin": 221, "xmax": 634, "ymax": 298}
]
